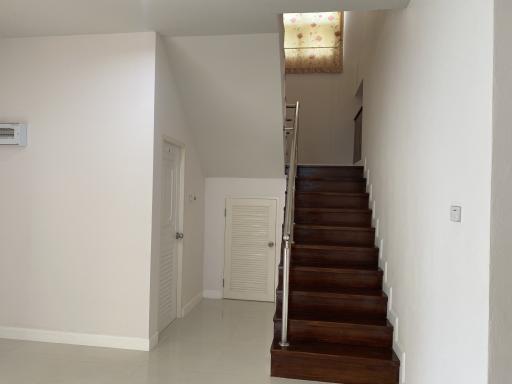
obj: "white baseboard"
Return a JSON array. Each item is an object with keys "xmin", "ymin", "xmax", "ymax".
[
  {"xmin": 393, "ymin": 339, "xmax": 406, "ymax": 384},
  {"xmin": 0, "ymin": 326, "xmax": 151, "ymax": 351},
  {"xmin": 203, "ymin": 290, "xmax": 223, "ymax": 299},
  {"xmin": 298, "ymin": 163, "xmax": 352, "ymax": 167},
  {"xmin": 181, "ymin": 292, "xmax": 203, "ymax": 317},
  {"xmin": 148, "ymin": 331, "xmax": 159, "ymax": 350}
]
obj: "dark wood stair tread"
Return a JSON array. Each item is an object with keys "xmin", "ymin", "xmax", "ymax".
[
  {"xmin": 282, "ymin": 260, "xmax": 379, "ymax": 271},
  {"xmin": 277, "ymin": 288, "xmax": 387, "ymax": 298},
  {"xmin": 295, "ymin": 224, "xmax": 375, "ymax": 231},
  {"xmin": 290, "ymin": 244, "xmax": 379, "ymax": 270},
  {"xmin": 296, "ymin": 165, "xmax": 365, "ymax": 179},
  {"xmin": 296, "ymin": 191, "xmax": 369, "ymax": 197},
  {"xmin": 280, "ymin": 265, "xmax": 383, "ymax": 292},
  {"xmin": 292, "ymin": 243, "xmax": 378, "ymax": 253},
  {"xmin": 282, "ymin": 265, "xmax": 383, "ymax": 276},
  {"xmin": 295, "ymin": 207, "xmax": 371, "ymax": 213},
  {"xmin": 271, "ymin": 340, "xmax": 399, "ymax": 363},
  {"xmin": 277, "ymin": 288, "xmax": 388, "ymax": 320},
  {"xmin": 298, "ymin": 165, "xmax": 365, "ymax": 169},
  {"xmin": 294, "ymin": 225, "xmax": 376, "ymax": 247},
  {"xmin": 298, "ymin": 165, "xmax": 364, "ymax": 167},
  {"xmin": 274, "ymin": 312, "xmax": 391, "ymax": 327},
  {"xmin": 296, "ymin": 177, "xmax": 366, "ymax": 181},
  {"xmin": 293, "ymin": 241, "xmax": 376, "ymax": 249},
  {"xmin": 290, "ymin": 263, "xmax": 379, "ymax": 271},
  {"xmin": 293, "ymin": 243, "xmax": 378, "ymax": 251},
  {"xmin": 295, "ymin": 192, "xmax": 370, "ymax": 210}
]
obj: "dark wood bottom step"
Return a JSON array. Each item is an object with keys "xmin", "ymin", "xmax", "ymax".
[{"xmin": 271, "ymin": 340, "xmax": 399, "ymax": 384}]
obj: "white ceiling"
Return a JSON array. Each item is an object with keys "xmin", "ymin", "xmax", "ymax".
[{"xmin": 0, "ymin": 0, "xmax": 409, "ymax": 38}]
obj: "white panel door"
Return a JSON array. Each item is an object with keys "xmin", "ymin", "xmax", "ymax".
[
  {"xmin": 159, "ymin": 142, "xmax": 181, "ymax": 332},
  {"xmin": 224, "ymin": 198, "xmax": 277, "ymax": 302}
]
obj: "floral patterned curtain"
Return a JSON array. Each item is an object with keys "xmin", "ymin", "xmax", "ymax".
[{"xmin": 283, "ymin": 12, "xmax": 343, "ymax": 74}]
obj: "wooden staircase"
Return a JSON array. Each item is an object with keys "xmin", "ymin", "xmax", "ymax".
[{"xmin": 271, "ymin": 165, "xmax": 400, "ymax": 384}]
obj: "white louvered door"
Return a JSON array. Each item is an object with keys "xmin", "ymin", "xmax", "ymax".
[
  {"xmin": 159, "ymin": 142, "xmax": 181, "ymax": 332},
  {"xmin": 224, "ymin": 198, "xmax": 277, "ymax": 302}
]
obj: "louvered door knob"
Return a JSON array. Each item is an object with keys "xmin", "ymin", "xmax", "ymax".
[
  {"xmin": 268, "ymin": 241, "xmax": 275, "ymax": 248},
  {"xmin": 176, "ymin": 232, "xmax": 184, "ymax": 240}
]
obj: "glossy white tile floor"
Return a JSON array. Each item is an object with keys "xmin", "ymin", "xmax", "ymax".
[{"xmin": 0, "ymin": 299, "xmax": 322, "ymax": 384}]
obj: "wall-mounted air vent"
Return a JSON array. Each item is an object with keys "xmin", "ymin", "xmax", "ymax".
[{"xmin": 0, "ymin": 123, "xmax": 27, "ymax": 146}]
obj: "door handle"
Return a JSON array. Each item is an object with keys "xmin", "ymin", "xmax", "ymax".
[
  {"xmin": 268, "ymin": 241, "xmax": 275, "ymax": 248},
  {"xmin": 176, "ymin": 232, "xmax": 184, "ymax": 240}
]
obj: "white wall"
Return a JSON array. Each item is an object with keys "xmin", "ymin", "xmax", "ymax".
[
  {"xmin": 346, "ymin": 1, "xmax": 493, "ymax": 383},
  {"xmin": 166, "ymin": 34, "xmax": 285, "ymax": 178},
  {"xmin": 203, "ymin": 178, "xmax": 286, "ymax": 298},
  {"xmin": 489, "ymin": 0, "xmax": 512, "ymax": 382},
  {"xmin": 0, "ymin": 33, "xmax": 157, "ymax": 348},
  {"xmin": 286, "ymin": 74, "xmax": 356, "ymax": 165},
  {"xmin": 149, "ymin": 35, "xmax": 206, "ymax": 338},
  {"xmin": 285, "ymin": 13, "xmax": 362, "ymax": 166}
]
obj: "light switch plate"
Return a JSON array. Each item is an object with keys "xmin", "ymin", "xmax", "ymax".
[{"xmin": 450, "ymin": 206, "xmax": 462, "ymax": 222}]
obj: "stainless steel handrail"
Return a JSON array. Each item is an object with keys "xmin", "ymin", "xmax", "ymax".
[{"xmin": 280, "ymin": 101, "xmax": 299, "ymax": 347}]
